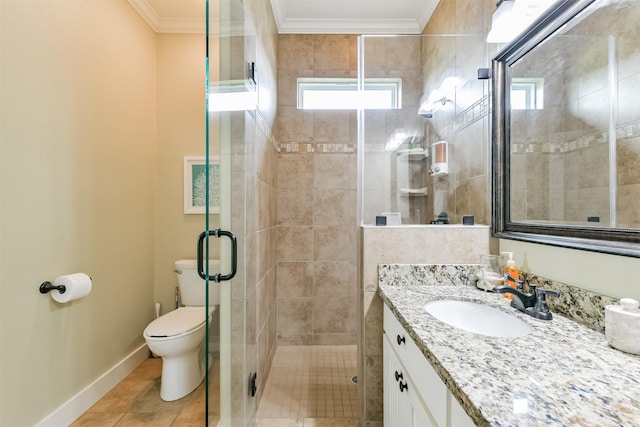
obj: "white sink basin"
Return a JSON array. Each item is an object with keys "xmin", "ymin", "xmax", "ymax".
[{"xmin": 424, "ymin": 300, "xmax": 532, "ymax": 338}]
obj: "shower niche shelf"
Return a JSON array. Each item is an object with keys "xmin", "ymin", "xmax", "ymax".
[
  {"xmin": 400, "ymin": 187, "xmax": 429, "ymax": 196},
  {"xmin": 395, "ymin": 145, "xmax": 429, "ymax": 223},
  {"xmin": 397, "ymin": 148, "xmax": 428, "ymax": 160}
]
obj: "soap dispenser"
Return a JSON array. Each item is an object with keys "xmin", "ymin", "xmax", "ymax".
[{"xmin": 501, "ymin": 252, "xmax": 519, "ymax": 300}]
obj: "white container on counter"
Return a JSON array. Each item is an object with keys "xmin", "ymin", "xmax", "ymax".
[{"xmin": 605, "ymin": 298, "xmax": 640, "ymax": 355}]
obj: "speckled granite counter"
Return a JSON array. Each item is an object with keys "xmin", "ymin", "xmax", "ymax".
[{"xmin": 378, "ymin": 265, "xmax": 640, "ymax": 427}]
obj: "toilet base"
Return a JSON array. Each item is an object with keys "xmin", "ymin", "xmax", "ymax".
[{"xmin": 159, "ymin": 343, "xmax": 206, "ymax": 401}]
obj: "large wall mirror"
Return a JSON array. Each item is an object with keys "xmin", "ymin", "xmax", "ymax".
[{"xmin": 492, "ymin": 0, "xmax": 640, "ymax": 257}]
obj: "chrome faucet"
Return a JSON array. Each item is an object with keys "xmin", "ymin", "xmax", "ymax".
[{"xmin": 493, "ymin": 275, "xmax": 560, "ymax": 320}]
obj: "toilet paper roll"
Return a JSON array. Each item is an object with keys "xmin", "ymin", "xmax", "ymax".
[{"xmin": 51, "ymin": 273, "xmax": 92, "ymax": 303}]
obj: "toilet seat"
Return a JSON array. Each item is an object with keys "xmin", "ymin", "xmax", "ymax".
[{"xmin": 144, "ymin": 306, "xmax": 214, "ymax": 338}]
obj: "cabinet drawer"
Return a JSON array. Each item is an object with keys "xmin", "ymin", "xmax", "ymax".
[{"xmin": 384, "ymin": 304, "xmax": 447, "ymax": 427}]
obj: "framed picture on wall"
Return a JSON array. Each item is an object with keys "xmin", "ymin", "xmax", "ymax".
[{"xmin": 184, "ymin": 156, "xmax": 220, "ymax": 214}]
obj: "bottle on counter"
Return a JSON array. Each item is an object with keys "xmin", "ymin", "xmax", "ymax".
[{"xmin": 502, "ymin": 252, "xmax": 519, "ymax": 300}]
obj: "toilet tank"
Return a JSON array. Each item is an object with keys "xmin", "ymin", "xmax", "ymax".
[{"xmin": 174, "ymin": 259, "xmax": 220, "ymax": 307}]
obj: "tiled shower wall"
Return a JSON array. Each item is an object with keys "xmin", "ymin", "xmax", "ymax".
[
  {"xmin": 419, "ymin": 0, "xmax": 495, "ymax": 225},
  {"xmin": 360, "ymin": 4, "xmax": 495, "ymax": 227},
  {"xmin": 237, "ymin": 0, "xmax": 279, "ymax": 412},
  {"xmin": 275, "ymin": 35, "xmax": 359, "ymax": 345}
]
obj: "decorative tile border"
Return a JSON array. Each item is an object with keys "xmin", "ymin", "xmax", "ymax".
[
  {"xmin": 278, "ymin": 142, "xmax": 356, "ymax": 154},
  {"xmin": 511, "ymin": 118, "xmax": 640, "ymax": 155}
]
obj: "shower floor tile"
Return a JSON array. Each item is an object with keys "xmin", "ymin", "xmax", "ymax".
[{"xmin": 256, "ymin": 345, "xmax": 358, "ymax": 422}]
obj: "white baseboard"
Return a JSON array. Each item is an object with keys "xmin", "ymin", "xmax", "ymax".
[{"xmin": 36, "ymin": 344, "xmax": 149, "ymax": 427}]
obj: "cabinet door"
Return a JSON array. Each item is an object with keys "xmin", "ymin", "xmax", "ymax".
[
  {"xmin": 384, "ymin": 335, "xmax": 412, "ymax": 427},
  {"xmin": 384, "ymin": 334, "xmax": 437, "ymax": 427},
  {"xmin": 384, "ymin": 305, "xmax": 447, "ymax": 426}
]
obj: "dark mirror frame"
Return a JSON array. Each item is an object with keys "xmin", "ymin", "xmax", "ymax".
[{"xmin": 491, "ymin": 0, "xmax": 640, "ymax": 258}]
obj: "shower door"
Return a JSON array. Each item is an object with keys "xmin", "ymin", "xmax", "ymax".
[{"xmin": 204, "ymin": 0, "xmax": 254, "ymax": 425}]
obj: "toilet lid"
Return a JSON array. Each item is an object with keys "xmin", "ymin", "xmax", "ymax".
[{"xmin": 145, "ymin": 307, "xmax": 209, "ymax": 338}]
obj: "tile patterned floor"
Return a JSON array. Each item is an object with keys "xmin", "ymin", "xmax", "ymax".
[
  {"xmin": 71, "ymin": 356, "xmax": 219, "ymax": 427},
  {"xmin": 72, "ymin": 345, "xmax": 357, "ymax": 427},
  {"xmin": 256, "ymin": 345, "xmax": 358, "ymax": 426}
]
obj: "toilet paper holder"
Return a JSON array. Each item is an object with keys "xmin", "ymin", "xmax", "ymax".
[{"xmin": 39, "ymin": 281, "xmax": 66, "ymax": 294}]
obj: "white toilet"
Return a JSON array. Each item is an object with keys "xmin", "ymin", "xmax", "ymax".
[{"xmin": 143, "ymin": 259, "xmax": 220, "ymax": 401}]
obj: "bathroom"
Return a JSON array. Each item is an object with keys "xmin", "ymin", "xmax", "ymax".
[{"xmin": 1, "ymin": 0, "xmax": 640, "ymax": 426}]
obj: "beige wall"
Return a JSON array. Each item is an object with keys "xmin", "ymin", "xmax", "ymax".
[
  {"xmin": 0, "ymin": 1, "xmax": 156, "ymax": 425},
  {"xmin": 499, "ymin": 240, "xmax": 640, "ymax": 300},
  {"xmin": 275, "ymin": 34, "xmax": 359, "ymax": 346},
  {"xmin": 154, "ymin": 33, "xmax": 216, "ymax": 316}
]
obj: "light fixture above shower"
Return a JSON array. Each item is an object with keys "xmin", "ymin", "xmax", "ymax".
[{"xmin": 487, "ymin": 0, "xmax": 557, "ymax": 44}]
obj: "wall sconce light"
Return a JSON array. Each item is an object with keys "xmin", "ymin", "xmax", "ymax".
[
  {"xmin": 487, "ymin": 0, "xmax": 556, "ymax": 44},
  {"xmin": 487, "ymin": 0, "xmax": 517, "ymax": 43}
]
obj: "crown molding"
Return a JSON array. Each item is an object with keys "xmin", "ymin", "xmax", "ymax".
[
  {"xmin": 270, "ymin": 0, "xmax": 438, "ymax": 34},
  {"xmin": 273, "ymin": 18, "xmax": 424, "ymax": 35},
  {"xmin": 128, "ymin": 0, "xmax": 437, "ymax": 35},
  {"xmin": 128, "ymin": 0, "xmax": 208, "ymax": 34}
]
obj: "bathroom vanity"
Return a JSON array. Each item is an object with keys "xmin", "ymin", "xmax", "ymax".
[
  {"xmin": 384, "ymin": 303, "xmax": 474, "ymax": 427},
  {"xmin": 378, "ymin": 265, "xmax": 640, "ymax": 426}
]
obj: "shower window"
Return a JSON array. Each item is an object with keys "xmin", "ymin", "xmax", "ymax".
[
  {"xmin": 511, "ymin": 78, "xmax": 544, "ymax": 110},
  {"xmin": 297, "ymin": 77, "xmax": 402, "ymax": 110}
]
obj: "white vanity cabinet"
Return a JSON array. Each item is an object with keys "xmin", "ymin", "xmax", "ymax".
[
  {"xmin": 383, "ymin": 304, "xmax": 475, "ymax": 427},
  {"xmin": 384, "ymin": 334, "xmax": 435, "ymax": 427}
]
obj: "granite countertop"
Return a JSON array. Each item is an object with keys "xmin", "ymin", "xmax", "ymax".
[{"xmin": 378, "ymin": 278, "xmax": 640, "ymax": 426}]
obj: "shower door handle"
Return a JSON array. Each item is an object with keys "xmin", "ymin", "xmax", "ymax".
[{"xmin": 197, "ymin": 229, "xmax": 237, "ymax": 282}]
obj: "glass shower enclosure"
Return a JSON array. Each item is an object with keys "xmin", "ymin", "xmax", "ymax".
[
  {"xmin": 358, "ymin": 35, "xmax": 492, "ymax": 227},
  {"xmin": 205, "ymin": 0, "xmax": 254, "ymax": 425}
]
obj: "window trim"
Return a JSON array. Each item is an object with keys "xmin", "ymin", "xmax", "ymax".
[
  {"xmin": 511, "ymin": 77, "xmax": 544, "ymax": 110},
  {"xmin": 297, "ymin": 77, "xmax": 402, "ymax": 110}
]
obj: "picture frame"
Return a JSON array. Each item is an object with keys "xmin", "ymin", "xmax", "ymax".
[{"xmin": 184, "ymin": 156, "xmax": 220, "ymax": 214}]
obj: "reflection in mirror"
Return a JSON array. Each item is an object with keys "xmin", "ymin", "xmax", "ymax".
[{"xmin": 492, "ymin": 0, "xmax": 640, "ymax": 256}]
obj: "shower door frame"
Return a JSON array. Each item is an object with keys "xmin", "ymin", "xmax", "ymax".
[{"xmin": 206, "ymin": 0, "xmax": 252, "ymax": 425}]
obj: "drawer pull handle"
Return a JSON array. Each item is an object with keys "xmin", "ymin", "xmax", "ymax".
[
  {"xmin": 399, "ymin": 381, "xmax": 408, "ymax": 392},
  {"xmin": 394, "ymin": 370, "xmax": 403, "ymax": 382},
  {"xmin": 397, "ymin": 334, "xmax": 406, "ymax": 345}
]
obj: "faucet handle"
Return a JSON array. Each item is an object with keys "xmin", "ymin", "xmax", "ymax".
[
  {"xmin": 505, "ymin": 273, "xmax": 524, "ymax": 289},
  {"xmin": 537, "ymin": 288, "xmax": 559, "ymax": 299},
  {"xmin": 527, "ymin": 288, "xmax": 560, "ymax": 320}
]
